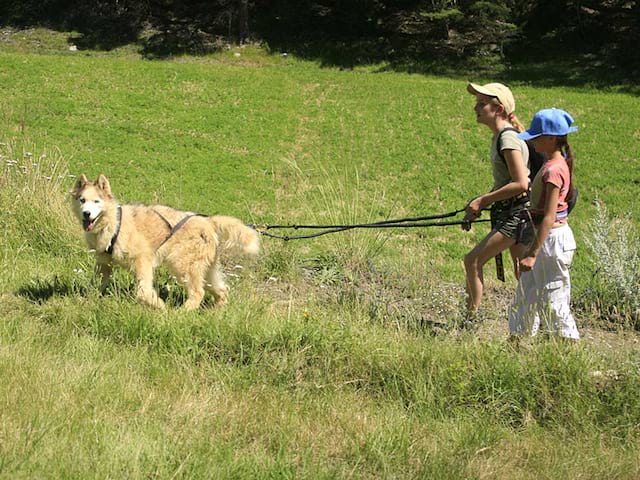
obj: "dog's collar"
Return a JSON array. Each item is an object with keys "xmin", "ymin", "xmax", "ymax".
[{"xmin": 106, "ymin": 205, "xmax": 122, "ymax": 255}]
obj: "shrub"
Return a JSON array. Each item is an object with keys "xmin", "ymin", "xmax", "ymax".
[{"xmin": 579, "ymin": 200, "xmax": 640, "ymax": 329}]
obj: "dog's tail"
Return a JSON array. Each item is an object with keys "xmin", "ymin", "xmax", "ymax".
[{"xmin": 209, "ymin": 215, "xmax": 260, "ymax": 256}]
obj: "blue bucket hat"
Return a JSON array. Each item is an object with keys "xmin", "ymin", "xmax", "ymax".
[{"xmin": 518, "ymin": 108, "xmax": 578, "ymax": 140}]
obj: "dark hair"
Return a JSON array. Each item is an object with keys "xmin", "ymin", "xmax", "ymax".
[{"xmin": 556, "ymin": 136, "xmax": 576, "ymax": 204}]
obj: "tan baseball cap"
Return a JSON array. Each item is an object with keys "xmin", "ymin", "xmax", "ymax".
[{"xmin": 467, "ymin": 82, "xmax": 515, "ymax": 115}]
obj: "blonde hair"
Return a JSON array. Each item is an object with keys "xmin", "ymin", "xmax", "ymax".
[
  {"xmin": 488, "ymin": 97, "xmax": 526, "ymax": 132},
  {"xmin": 507, "ymin": 112, "xmax": 526, "ymax": 132}
]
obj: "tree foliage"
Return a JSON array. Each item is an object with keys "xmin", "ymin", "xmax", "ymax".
[{"xmin": 1, "ymin": 0, "xmax": 638, "ymax": 73}]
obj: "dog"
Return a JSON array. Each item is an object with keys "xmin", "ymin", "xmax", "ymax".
[{"xmin": 70, "ymin": 174, "xmax": 260, "ymax": 310}]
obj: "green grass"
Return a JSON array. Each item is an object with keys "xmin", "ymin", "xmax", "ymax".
[
  {"xmin": 3, "ymin": 46, "xmax": 638, "ymax": 284},
  {"xmin": 1, "ymin": 29, "xmax": 640, "ymax": 478}
]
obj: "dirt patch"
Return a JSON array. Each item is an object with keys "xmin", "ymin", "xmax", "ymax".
[{"xmin": 251, "ymin": 260, "xmax": 640, "ymax": 350}]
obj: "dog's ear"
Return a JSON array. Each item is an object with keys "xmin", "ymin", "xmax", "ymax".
[
  {"xmin": 96, "ymin": 174, "xmax": 113, "ymax": 198},
  {"xmin": 70, "ymin": 174, "xmax": 89, "ymax": 197}
]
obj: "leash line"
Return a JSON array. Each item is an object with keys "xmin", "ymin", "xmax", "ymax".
[
  {"xmin": 252, "ymin": 214, "xmax": 490, "ymax": 241},
  {"xmin": 261, "ymin": 208, "xmax": 466, "ymax": 231}
]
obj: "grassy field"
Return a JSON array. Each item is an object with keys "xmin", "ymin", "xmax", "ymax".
[{"xmin": 1, "ymin": 28, "xmax": 640, "ymax": 478}]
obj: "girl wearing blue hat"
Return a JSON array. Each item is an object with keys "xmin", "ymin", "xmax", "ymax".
[
  {"xmin": 463, "ymin": 82, "xmax": 532, "ymax": 321},
  {"xmin": 509, "ymin": 108, "xmax": 580, "ymax": 340}
]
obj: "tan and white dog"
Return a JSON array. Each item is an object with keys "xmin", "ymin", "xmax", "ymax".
[{"xmin": 70, "ymin": 174, "xmax": 260, "ymax": 310}]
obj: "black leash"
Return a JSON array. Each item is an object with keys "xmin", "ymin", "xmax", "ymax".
[{"xmin": 251, "ymin": 208, "xmax": 490, "ymax": 241}]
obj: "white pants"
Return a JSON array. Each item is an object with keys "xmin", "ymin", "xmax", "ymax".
[{"xmin": 509, "ymin": 224, "xmax": 580, "ymax": 339}]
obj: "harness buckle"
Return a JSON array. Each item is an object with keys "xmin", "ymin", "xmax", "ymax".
[{"xmin": 496, "ymin": 191, "xmax": 529, "ymax": 209}]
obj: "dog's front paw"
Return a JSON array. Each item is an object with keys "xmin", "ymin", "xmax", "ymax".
[
  {"xmin": 213, "ymin": 295, "xmax": 228, "ymax": 307},
  {"xmin": 138, "ymin": 291, "xmax": 166, "ymax": 309},
  {"xmin": 182, "ymin": 299, "xmax": 203, "ymax": 311}
]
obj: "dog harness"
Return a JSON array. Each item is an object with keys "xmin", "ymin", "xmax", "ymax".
[
  {"xmin": 154, "ymin": 211, "xmax": 208, "ymax": 249},
  {"xmin": 104, "ymin": 207, "xmax": 207, "ymax": 256},
  {"xmin": 105, "ymin": 206, "xmax": 122, "ymax": 255}
]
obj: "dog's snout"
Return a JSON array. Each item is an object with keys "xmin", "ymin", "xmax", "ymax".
[{"xmin": 83, "ymin": 211, "xmax": 91, "ymax": 219}]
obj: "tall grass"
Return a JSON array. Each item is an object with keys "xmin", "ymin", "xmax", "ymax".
[
  {"xmin": 272, "ymin": 160, "xmax": 390, "ymax": 279},
  {"xmin": 0, "ymin": 139, "xmax": 84, "ymax": 290}
]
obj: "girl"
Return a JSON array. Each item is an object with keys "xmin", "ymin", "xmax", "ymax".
[
  {"xmin": 509, "ymin": 108, "xmax": 580, "ymax": 340},
  {"xmin": 463, "ymin": 82, "xmax": 532, "ymax": 321}
]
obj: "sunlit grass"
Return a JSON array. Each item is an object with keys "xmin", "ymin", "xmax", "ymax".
[{"xmin": 1, "ymin": 31, "xmax": 640, "ymax": 478}]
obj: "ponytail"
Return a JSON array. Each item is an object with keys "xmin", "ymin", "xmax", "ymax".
[
  {"xmin": 490, "ymin": 98, "xmax": 525, "ymax": 131},
  {"xmin": 507, "ymin": 112, "xmax": 526, "ymax": 132},
  {"xmin": 557, "ymin": 136, "xmax": 576, "ymax": 205}
]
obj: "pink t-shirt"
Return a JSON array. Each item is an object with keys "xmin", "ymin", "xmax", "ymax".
[{"xmin": 529, "ymin": 156, "xmax": 571, "ymax": 223}]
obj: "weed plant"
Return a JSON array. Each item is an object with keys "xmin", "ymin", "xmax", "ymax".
[{"xmin": 580, "ymin": 200, "xmax": 640, "ymax": 329}]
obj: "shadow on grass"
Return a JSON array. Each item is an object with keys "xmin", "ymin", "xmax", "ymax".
[
  {"xmin": 501, "ymin": 58, "xmax": 640, "ymax": 95},
  {"xmin": 15, "ymin": 273, "xmax": 221, "ymax": 309},
  {"xmin": 68, "ymin": 22, "xmax": 226, "ymax": 59},
  {"xmin": 265, "ymin": 37, "xmax": 639, "ymax": 95},
  {"xmin": 68, "ymin": 29, "xmax": 139, "ymax": 52},
  {"xmin": 4, "ymin": 24, "xmax": 639, "ymax": 94},
  {"xmin": 16, "ymin": 276, "xmax": 88, "ymax": 304}
]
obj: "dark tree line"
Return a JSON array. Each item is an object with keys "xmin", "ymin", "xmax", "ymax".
[{"xmin": 1, "ymin": 0, "xmax": 638, "ymax": 73}]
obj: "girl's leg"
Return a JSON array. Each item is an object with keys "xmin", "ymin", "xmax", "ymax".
[
  {"xmin": 509, "ymin": 242, "xmax": 529, "ymax": 280},
  {"xmin": 464, "ymin": 229, "xmax": 514, "ymax": 315}
]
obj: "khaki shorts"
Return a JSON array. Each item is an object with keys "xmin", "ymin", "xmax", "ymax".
[{"xmin": 490, "ymin": 200, "xmax": 533, "ymax": 245}]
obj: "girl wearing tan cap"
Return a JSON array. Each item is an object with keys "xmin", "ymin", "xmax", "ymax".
[{"xmin": 462, "ymin": 82, "xmax": 532, "ymax": 323}]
